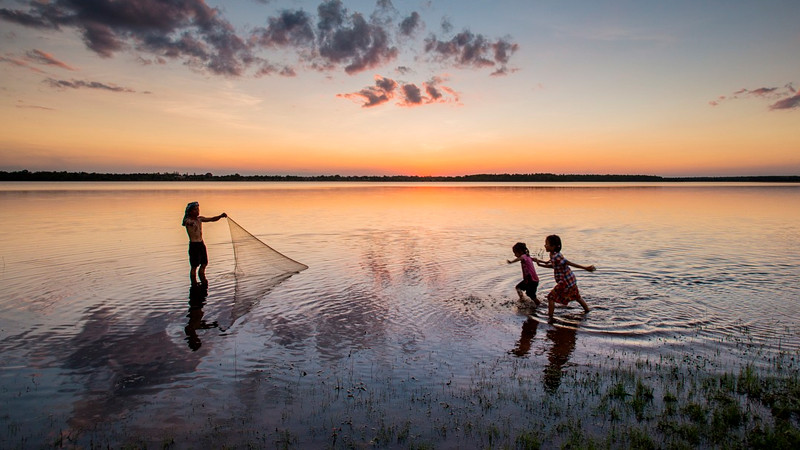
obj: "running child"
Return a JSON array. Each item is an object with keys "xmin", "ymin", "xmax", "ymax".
[
  {"xmin": 507, "ymin": 242, "xmax": 540, "ymax": 305},
  {"xmin": 182, "ymin": 201, "xmax": 227, "ymax": 285},
  {"xmin": 534, "ymin": 235, "xmax": 595, "ymax": 319}
]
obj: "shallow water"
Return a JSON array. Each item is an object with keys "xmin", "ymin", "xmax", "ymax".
[{"xmin": 1, "ymin": 182, "xmax": 799, "ymax": 446}]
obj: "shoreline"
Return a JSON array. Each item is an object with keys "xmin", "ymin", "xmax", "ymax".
[{"xmin": 2, "ymin": 170, "xmax": 800, "ymax": 183}]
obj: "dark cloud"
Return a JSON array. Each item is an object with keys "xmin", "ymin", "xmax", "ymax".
[
  {"xmin": 735, "ymin": 87, "xmax": 778, "ymax": 97},
  {"xmin": 338, "ymin": 74, "xmax": 458, "ymax": 108},
  {"xmin": 337, "ymin": 75, "xmax": 397, "ymax": 107},
  {"xmin": 399, "ymin": 12, "xmax": 421, "ymax": 36},
  {"xmin": 254, "ymin": 9, "xmax": 314, "ymax": 47},
  {"xmin": 1, "ymin": 1, "xmax": 518, "ymax": 104},
  {"xmin": 424, "ymin": 30, "xmax": 518, "ymax": 74},
  {"xmin": 371, "ymin": 0, "xmax": 397, "ymax": 24},
  {"xmin": 255, "ymin": 61, "xmax": 297, "ymax": 77},
  {"xmin": 26, "ymin": 49, "xmax": 76, "ymax": 70},
  {"xmin": 492, "ymin": 38, "xmax": 516, "ymax": 65},
  {"xmin": 711, "ymin": 83, "xmax": 798, "ymax": 111},
  {"xmin": 424, "ymin": 75, "xmax": 459, "ymax": 104},
  {"xmin": 45, "ymin": 78, "xmax": 137, "ymax": 93},
  {"xmin": 770, "ymin": 92, "xmax": 800, "ymax": 110},
  {"xmin": 0, "ymin": 0, "xmax": 251, "ymax": 76},
  {"xmin": 0, "ymin": 7, "xmax": 61, "ymax": 29},
  {"xmin": 400, "ymin": 83, "xmax": 422, "ymax": 105},
  {"xmin": 440, "ymin": 17, "xmax": 453, "ymax": 34},
  {"xmin": 315, "ymin": 1, "xmax": 398, "ymax": 74}
]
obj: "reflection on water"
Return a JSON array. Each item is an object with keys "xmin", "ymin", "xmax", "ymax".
[
  {"xmin": 510, "ymin": 314, "xmax": 582, "ymax": 392},
  {"xmin": 511, "ymin": 316, "xmax": 539, "ymax": 357},
  {"xmin": 185, "ymin": 283, "xmax": 217, "ymax": 351},
  {"xmin": 64, "ymin": 306, "xmax": 207, "ymax": 430},
  {"xmin": 0, "ymin": 182, "xmax": 799, "ymax": 446},
  {"xmin": 543, "ymin": 316, "xmax": 581, "ymax": 393}
]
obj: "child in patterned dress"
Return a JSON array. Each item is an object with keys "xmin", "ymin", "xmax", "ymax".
[{"xmin": 534, "ymin": 235, "xmax": 596, "ymax": 319}]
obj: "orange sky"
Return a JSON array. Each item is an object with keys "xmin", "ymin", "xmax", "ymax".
[{"xmin": 1, "ymin": 1, "xmax": 798, "ymax": 176}]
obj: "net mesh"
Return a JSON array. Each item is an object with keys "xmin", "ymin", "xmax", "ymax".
[
  {"xmin": 221, "ymin": 217, "xmax": 307, "ymax": 330},
  {"xmin": 228, "ymin": 217, "xmax": 308, "ymax": 277}
]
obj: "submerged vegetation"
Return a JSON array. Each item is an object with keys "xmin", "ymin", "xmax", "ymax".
[{"xmin": 4, "ymin": 347, "xmax": 798, "ymax": 449}]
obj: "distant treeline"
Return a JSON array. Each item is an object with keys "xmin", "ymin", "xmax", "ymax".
[{"xmin": 1, "ymin": 170, "xmax": 799, "ymax": 183}]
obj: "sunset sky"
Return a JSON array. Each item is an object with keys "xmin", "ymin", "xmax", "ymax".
[{"xmin": 1, "ymin": 0, "xmax": 798, "ymax": 176}]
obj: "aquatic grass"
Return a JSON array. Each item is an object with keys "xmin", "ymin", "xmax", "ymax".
[{"xmin": 6, "ymin": 346, "xmax": 800, "ymax": 449}]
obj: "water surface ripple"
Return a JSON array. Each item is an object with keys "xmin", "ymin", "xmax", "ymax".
[{"xmin": 1, "ymin": 182, "xmax": 798, "ymax": 446}]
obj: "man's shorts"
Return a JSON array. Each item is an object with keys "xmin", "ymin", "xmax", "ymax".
[{"xmin": 188, "ymin": 241, "xmax": 208, "ymax": 268}]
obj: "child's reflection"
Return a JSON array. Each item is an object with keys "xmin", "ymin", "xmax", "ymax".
[
  {"xmin": 185, "ymin": 283, "xmax": 218, "ymax": 351},
  {"xmin": 510, "ymin": 316, "xmax": 581, "ymax": 392},
  {"xmin": 543, "ymin": 320, "xmax": 579, "ymax": 392},
  {"xmin": 510, "ymin": 317, "xmax": 539, "ymax": 357}
]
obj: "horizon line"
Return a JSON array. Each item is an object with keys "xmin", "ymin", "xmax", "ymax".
[{"xmin": 2, "ymin": 170, "xmax": 799, "ymax": 182}]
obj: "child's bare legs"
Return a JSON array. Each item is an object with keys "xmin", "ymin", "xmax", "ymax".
[
  {"xmin": 547, "ymin": 296, "xmax": 555, "ymax": 319},
  {"xmin": 190, "ymin": 266, "xmax": 198, "ymax": 285},
  {"xmin": 576, "ymin": 296, "xmax": 590, "ymax": 313},
  {"xmin": 516, "ymin": 288, "xmax": 525, "ymax": 302}
]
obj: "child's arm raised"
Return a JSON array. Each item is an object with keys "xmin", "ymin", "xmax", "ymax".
[
  {"xmin": 507, "ymin": 256, "xmax": 521, "ymax": 264},
  {"xmin": 533, "ymin": 257, "xmax": 553, "ymax": 268},
  {"xmin": 567, "ymin": 260, "xmax": 596, "ymax": 272}
]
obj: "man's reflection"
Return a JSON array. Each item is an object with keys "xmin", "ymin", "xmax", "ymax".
[
  {"xmin": 543, "ymin": 318, "xmax": 580, "ymax": 392},
  {"xmin": 185, "ymin": 282, "xmax": 218, "ymax": 351}
]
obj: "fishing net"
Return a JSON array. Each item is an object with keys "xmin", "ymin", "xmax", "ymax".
[
  {"xmin": 228, "ymin": 217, "xmax": 308, "ymax": 277},
  {"xmin": 220, "ymin": 217, "xmax": 307, "ymax": 330}
]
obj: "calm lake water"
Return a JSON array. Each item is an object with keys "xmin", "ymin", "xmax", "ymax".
[{"xmin": 1, "ymin": 182, "xmax": 799, "ymax": 447}]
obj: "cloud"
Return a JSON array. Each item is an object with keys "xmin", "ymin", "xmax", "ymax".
[
  {"xmin": 255, "ymin": 61, "xmax": 297, "ymax": 77},
  {"xmin": 424, "ymin": 30, "xmax": 518, "ymax": 74},
  {"xmin": 401, "ymin": 83, "xmax": 423, "ymax": 105},
  {"xmin": 770, "ymin": 91, "xmax": 800, "ymax": 110},
  {"xmin": 1, "ymin": 49, "xmax": 76, "ymax": 73},
  {"xmin": 1, "ymin": 1, "xmax": 518, "ymax": 106},
  {"xmin": 711, "ymin": 83, "xmax": 798, "ymax": 111},
  {"xmin": 0, "ymin": 54, "xmax": 45, "ymax": 73},
  {"xmin": 0, "ymin": 7, "xmax": 58, "ymax": 29},
  {"xmin": 251, "ymin": 2, "xmax": 400, "ymax": 75},
  {"xmin": 399, "ymin": 12, "xmax": 422, "ymax": 36},
  {"xmin": 16, "ymin": 100, "xmax": 55, "ymax": 111},
  {"xmin": 337, "ymin": 75, "xmax": 396, "ymax": 107},
  {"xmin": 26, "ymin": 49, "xmax": 76, "ymax": 70},
  {"xmin": 314, "ymin": 1, "xmax": 399, "ymax": 74},
  {"xmin": 254, "ymin": 9, "xmax": 315, "ymax": 48},
  {"xmin": 0, "ymin": 0, "xmax": 251, "ymax": 76},
  {"xmin": 44, "ymin": 78, "xmax": 138, "ymax": 93},
  {"xmin": 338, "ymin": 74, "xmax": 459, "ymax": 108}
]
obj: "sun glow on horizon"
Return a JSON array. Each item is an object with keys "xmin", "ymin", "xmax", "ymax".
[{"xmin": 0, "ymin": 1, "xmax": 798, "ymax": 176}]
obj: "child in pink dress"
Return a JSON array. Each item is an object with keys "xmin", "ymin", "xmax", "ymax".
[
  {"xmin": 507, "ymin": 242, "xmax": 540, "ymax": 305},
  {"xmin": 534, "ymin": 235, "xmax": 596, "ymax": 319}
]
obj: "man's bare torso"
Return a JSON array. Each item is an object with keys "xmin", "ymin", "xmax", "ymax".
[{"xmin": 185, "ymin": 218, "xmax": 203, "ymax": 242}]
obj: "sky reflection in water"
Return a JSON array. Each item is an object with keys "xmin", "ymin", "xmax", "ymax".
[{"xmin": 0, "ymin": 182, "xmax": 798, "ymax": 445}]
